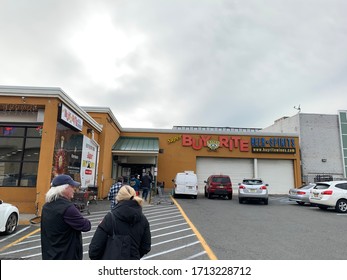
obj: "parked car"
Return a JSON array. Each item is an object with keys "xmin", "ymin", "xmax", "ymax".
[
  {"xmin": 238, "ymin": 179, "xmax": 269, "ymax": 205},
  {"xmin": 204, "ymin": 175, "xmax": 232, "ymax": 200},
  {"xmin": 288, "ymin": 183, "xmax": 316, "ymax": 205},
  {"xmin": 309, "ymin": 180, "xmax": 347, "ymax": 213},
  {"xmin": 0, "ymin": 199, "xmax": 19, "ymax": 234},
  {"xmin": 172, "ymin": 171, "xmax": 198, "ymax": 199}
]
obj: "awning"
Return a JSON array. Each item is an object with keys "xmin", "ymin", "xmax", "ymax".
[{"xmin": 112, "ymin": 137, "xmax": 159, "ymax": 156}]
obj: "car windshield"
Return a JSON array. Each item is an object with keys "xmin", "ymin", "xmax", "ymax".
[
  {"xmin": 212, "ymin": 177, "xmax": 230, "ymax": 183},
  {"xmin": 242, "ymin": 179, "xmax": 263, "ymax": 185}
]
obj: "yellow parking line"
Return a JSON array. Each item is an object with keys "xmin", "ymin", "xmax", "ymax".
[
  {"xmin": 0, "ymin": 228, "xmax": 40, "ymax": 253},
  {"xmin": 171, "ymin": 197, "xmax": 218, "ymax": 260}
]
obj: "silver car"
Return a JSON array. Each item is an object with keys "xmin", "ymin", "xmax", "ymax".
[
  {"xmin": 238, "ymin": 179, "xmax": 269, "ymax": 205},
  {"xmin": 288, "ymin": 183, "xmax": 316, "ymax": 205}
]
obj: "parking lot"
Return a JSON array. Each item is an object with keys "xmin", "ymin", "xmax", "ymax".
[
  {"xmin": 1, "ymin": 193, "xmax": 347, "ymax": 260},
  {"xmin": 176, "ymin": 194, "xmax": 347, "ymax": 259},
  {"xmin": 0, "ymin": 198, "xmax": 210, "ymax": 260}
]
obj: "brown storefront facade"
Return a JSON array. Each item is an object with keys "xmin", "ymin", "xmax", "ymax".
[{"xmin": 1, "ymin": 86, "xmax": 301, "ymax": 214}]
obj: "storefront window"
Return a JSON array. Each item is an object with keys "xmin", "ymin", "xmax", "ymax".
[
  {"xmin": 0, "ymin": 125, "xmax": 42, "ymax": 187},
  {"xmin": 53, "ymin": 123, "xmax": 83, "ymax": 182}
]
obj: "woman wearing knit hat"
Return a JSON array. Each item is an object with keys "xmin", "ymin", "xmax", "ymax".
[{"xmin": 89, "ymin": 185, "xmax": 151, "ymax": 259}]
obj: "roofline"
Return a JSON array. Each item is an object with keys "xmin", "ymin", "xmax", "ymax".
[
  {"xmin": 298, "ymin": 112, "xmax": 339, "ymax": 117},
  {"xmin": 0, "ymin": 85, "xmax": 103, "ymax": 132},
  {"xmin": 122, "ymin": 127, "xmax": 299, "ymax": 137},
  {"xmin": 82, "ymin": 106, "xmax": 123, "ymax": 130},
  {"xmin": 112, "ymin": 151, "xmax": 158, "ymax": 156}
]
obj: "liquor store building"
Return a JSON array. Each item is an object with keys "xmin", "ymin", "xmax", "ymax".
[{"xmin": 0, "ymin": 86, "xmax": 302, "ymax": 214}]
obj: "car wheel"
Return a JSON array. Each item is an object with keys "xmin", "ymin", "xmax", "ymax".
[
  {"xmin": 193, "ymin": 195, "xmax": 197, "ymax": 199},
  {"xmin": 335, "ymin": 199, "xmax": 347, "ymax": 213},
  {"xmin": 5, "ymin": 212, "xmax": 18, "ymax": 234},
  {"xmin": 238, "ymin": 197, "xmax": 243, "ymax": 204},
  {"xmin": 204, "ymin": 188, "xmax": 207, "ymax": 198},
  {"xmin": 296, "ymin": 201, "xmax": 305, "ymax": 206},
  {"xmin": 263, "ymin": 198, "xmax": 268, "ymax": 205},
  {"xmin": 228, "ymin": 194, "xmax": 232, "ymax": 200},
  {"xmin": 208, "ymin": 192, "xmax": 212, "ymax": 199},
  {"xmin": 318, "ymin": 205, "xmax": 328, "ymax": 210}
]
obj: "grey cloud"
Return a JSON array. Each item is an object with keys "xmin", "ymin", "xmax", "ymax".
[{"xmin": 1, "ymin": 0, "xmax": 347, "ymax": 129}]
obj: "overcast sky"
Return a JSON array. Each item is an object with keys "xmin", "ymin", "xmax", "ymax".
[{"xmin": 1, "ymin": 0, "xmax": 347, "ymax": 129}]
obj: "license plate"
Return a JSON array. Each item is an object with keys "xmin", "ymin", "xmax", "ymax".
[
  {"xmin": 250, "ymin": 189, "xmax": 257, "ymax": 192},
  {"xmin": 188, "ymin": 186, "xmax": 193, "ymax": 189},
  {"xmin": 314, "ymin": 193, "xmax": 318, "ymax": 197},
  {"xmin": 219, "ymin": 185, "xmax": 224, "ymax": 188}
]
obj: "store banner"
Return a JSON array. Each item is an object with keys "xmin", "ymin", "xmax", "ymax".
[{"xmin": 80, "ymin": 136, "xmax": 98, "ymax": 188}]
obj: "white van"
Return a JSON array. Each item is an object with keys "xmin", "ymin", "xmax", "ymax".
[{"xmin": 172, "ymin": 171, "xmax": 198, "ymax": 199}]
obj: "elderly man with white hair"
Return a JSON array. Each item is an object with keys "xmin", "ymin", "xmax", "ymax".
[{"xmin": 41, "ymin": 174, "xmax": 91, "ymax": 260}]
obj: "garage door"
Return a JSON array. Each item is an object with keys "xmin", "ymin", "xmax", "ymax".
[
  {"xmin": 196, "ymin": 157, "xmax": 253, "ymax": 194},
  {"xmin": 258, "ymin": 159, "xmax": 294, "ymax": 194}
]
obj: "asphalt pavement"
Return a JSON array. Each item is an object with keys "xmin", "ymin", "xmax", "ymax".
[{"xmin": 2, "ymin": 194, "xmax": 210, "ymax": 260}]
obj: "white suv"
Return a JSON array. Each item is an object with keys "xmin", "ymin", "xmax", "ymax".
[
  {"xmin": 238, "ymin": 178, "xmax": 269, "ymax": 205},
  {"xmin": 309, "ymin": 181, "xmax": 347, "ymax": 213}
]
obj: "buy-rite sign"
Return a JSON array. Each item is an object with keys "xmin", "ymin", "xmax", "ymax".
[
  {"xmin": 168, "ymin": 135, "xmax": 296, "ymax": 154},
  {"xmin": 181, "ymin": 135, "xmax": 249, "ymax": 151}
]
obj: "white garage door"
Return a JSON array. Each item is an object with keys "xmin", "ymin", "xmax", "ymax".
[
  {"xmin": 258, "ymin": 159, "xmax": 294, "ymax": 194},
  {"xmin": 196, "ymin": 157, "xmax": 253, "ymax": 194}
]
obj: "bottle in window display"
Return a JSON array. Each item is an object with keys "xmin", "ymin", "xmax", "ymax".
[{"xmin": 55, "ymin": 136, "xmax": 66, "ymax": 174}]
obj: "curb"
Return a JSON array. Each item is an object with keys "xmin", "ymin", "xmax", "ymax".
[{"xmin": 19, "ymin": 214, "xmax": 36, "ymax": 226}]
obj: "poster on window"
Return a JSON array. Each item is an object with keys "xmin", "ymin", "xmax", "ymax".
[{"xmin": 80, "ymin": 136, "xmax": 98, "ymax": 189}]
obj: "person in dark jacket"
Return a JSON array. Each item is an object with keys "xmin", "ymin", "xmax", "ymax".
[
  {"xmin": 41, "ymin": 174, "xmax": 91, "ymax": 260},
  {"xmin": 130, "ymin": 174, "xmax": 141, "ymax": 196},
  {"xmin": 141, "ymin": 172, "xmax": 152, "ymax": 201},
  {"xmin": 89, "ymin": 185, "xmax": 151, "ymax": 260}
]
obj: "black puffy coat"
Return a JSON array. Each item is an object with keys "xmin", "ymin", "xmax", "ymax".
[{"xmin": 88, "ymin": 200, "xmax": 151, "ymax": 260}]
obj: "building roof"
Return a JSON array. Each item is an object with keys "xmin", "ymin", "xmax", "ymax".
[
  {"xmin": 0, "ymin": 85, "xmax": 103, "ymax": 132},
  {"xmin": 82, "ymin": 106, "xmax": 122, "ymax": 130}
]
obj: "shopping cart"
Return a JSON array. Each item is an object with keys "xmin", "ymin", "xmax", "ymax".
[
  {"xmin": 72, "ymin": 190, "xmax": 90, "ymax": 214},
  {"xmin": 87, "ymin": 186, "xmax": 98, "ymax": 204}
]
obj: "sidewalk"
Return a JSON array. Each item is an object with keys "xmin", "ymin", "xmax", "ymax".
[{"xmin": 19, "ymin": 214, "xmax": 37, "ymax": 226}]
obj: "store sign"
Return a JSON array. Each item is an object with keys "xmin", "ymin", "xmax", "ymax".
[
  {"xmin": 1, "ymin": 103, "xmax": 38, "ymax": 113},
  {"xmin": 168, "ymin": 135, "xmax": 297, "ymax": 154},
  {"xmin": 59, "ymin": 104, "xmax": 83, "ymax": 131},
  {"xmin": 80, "ymin": 136, "xmax": 98, "ymax": 188},
  {"xmin": 181, "ymin": 135, "xmax": 250, "ymax": 151},
  {"xmin": 251, "ymin": 137, "xmax": 296, "ymax": 154}
]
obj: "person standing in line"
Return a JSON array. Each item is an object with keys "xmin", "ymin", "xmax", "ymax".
[
  {"xmin": 130, "ymin": 174, "xmax": 141, "ymax": 196},
  {"xmin": 41, "ymin": 174, "xmax": 91, "ymax": 260},
  {"xmin": 148, "ymin": 171, "xmax": 153, "ymax": 181},
  {"xmin": 89, "ymin": 185, "xmax": 151, "ymax": 260},
  {"xmin": 108, "ymin": 177, "xmax": 123, "ymax": 209},
  {"xmin": 141, "ymin": 172, "xmax": 152, "ymax": 201}
]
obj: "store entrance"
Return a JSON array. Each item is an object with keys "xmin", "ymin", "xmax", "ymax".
[{"xmin": 120, "ymin": 164, "xmax": 154, "ymax": 184}]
